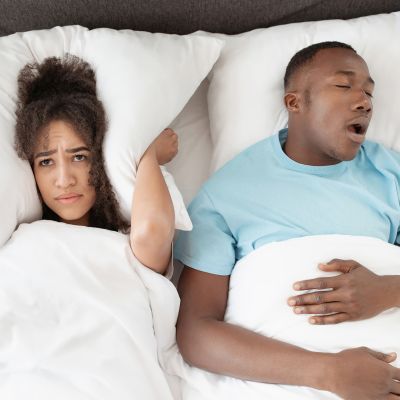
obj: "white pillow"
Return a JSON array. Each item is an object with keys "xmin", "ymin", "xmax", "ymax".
[
  {"xmin": 79, "ymin": 29, "xmax": 223, "ymax": 230},
  {"xmin": 168, "ymin": 79, "xmax": 213, "ymax": 205},
  {"xmin": 0, "ymin": 26, "xmax": 86, "ymax": 248},
  {"xmin": 0, "ymin": 26, "xmax": 223, "ymax": 246},
  {"xmin": 207, "ymin": 12, "xmax": 400, "ymax": 172}
]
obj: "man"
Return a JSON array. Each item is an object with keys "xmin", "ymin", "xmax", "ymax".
[{"xmin": 174, "ymin": 42, "xmax": 400, "ymax": 399}]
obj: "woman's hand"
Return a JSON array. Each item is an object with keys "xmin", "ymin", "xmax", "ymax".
[{"xmin": 147, "ymin": 128, "xmax": 178, "ymax": 165}]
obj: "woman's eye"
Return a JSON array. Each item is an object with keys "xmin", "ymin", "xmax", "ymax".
[
  {"xmin": 365, "ymin": 91, "xmax": 373, "ymax": 98},
  {"xmin": 73, "ymin": 154, "xmax": 87, "ymax": 162},
  {"xmin": 39, "ymin": 159, "xmax": 53, "ymax": 167},
  {"xmin": 335, "ymin": 85, "xmax": 351, "ymax": 89}
]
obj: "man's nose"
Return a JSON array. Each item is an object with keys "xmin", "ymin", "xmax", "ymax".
[
  {"xmin": 353, "ymin": 90, "xmax": 372, "ymax": 113},
  {"xmin": 55, "ymin": 162, "xmax": 76, "ymax": 188}
]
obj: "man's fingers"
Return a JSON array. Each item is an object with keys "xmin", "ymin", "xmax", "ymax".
[
  {"xmin": 292, "ymin": 301, "xmax": 344, "ymax": 316},
  {"xmin": 392, "ymin": 365, "xmax": 400, "ymax": 380},
  {"xmin": 308, "ymin": 312, "xmax": 349, "ymax": 325},
  {"xmin": 288, "ymin": 288, "xmax": 342, "ymax": 306},
  {"xmin": 390, "ymin": 380, "xmax": 400, "ymax": 395},
  {"xmin": 364, "ymin": 348, "xmax": 397, "ymax": 363},
  {"xmin": 293, "ymin": 275, "xmax": 342, "ymax": 291},
  {"xmin": 320, "ymin": 259, "xmax": 360, "ymax": 273}
]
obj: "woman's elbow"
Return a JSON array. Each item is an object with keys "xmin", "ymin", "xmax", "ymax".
[
  {"xmin": 130, "ymin": 217, "xmax": 174, "ymax": 247},
  {"xmin": 129, "ymin": 217, "xmax": 174, "ymax": 274}
]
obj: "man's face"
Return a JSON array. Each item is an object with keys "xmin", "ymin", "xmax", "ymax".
[{"xmin": 289, "ymin": 48, "xmax": 374, "ymax": 164}]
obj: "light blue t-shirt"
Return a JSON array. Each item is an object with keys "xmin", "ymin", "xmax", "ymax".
[{"xmin": 174, "ymin": 129, "xmax": 400, "ymax": 275}]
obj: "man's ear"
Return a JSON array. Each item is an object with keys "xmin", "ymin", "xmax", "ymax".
[{"xmin": 284, "ymin": 92, "xmax": 300, "ymax": 113}]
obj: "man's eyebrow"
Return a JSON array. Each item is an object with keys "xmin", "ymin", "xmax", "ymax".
[
  {"xmin": 34, "ymin": 146, "xmax": 90, "ymax": 159},
  {"xmin": 334, "ymin": 70, "xmax": 375, "ymax": 85}
]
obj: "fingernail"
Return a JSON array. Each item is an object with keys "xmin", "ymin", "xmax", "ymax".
[
  {"xmin": 293, "ymin": 283, "xmax": 300, "ymax": 290},
  {"xmin": 288, "ymin": 299, "xmax": 296, "ymax": 306},
  {"xmin": 309, "ymin": 318, "xmax": 316, "ymax": 324},
  {"xmin": 294, "ymin": 307, "xmax": 303, "ymax": 314}
]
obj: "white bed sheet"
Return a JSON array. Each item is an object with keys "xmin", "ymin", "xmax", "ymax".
[
  {"xmin": 175, "ymin": 235, "xmax": 400, "ymax": 399},
  {"xmin": 0, "ymin": 221, "xmax": 181, "ymax": 400}
]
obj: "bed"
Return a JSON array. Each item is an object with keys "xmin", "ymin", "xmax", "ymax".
[{"xmin": 1, "ymin": 1, "xmax": 400, "ymax": 399}]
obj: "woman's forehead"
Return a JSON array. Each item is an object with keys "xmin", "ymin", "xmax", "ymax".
[{"xmin": 35, "ymin": 120, "xmax": 88, "ymax": 151}]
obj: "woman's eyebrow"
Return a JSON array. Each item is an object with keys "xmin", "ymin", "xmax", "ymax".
[
  {"xmin": 65, "ymin": 146, "xmax": 90, "ymax": 153},
  {"xmin": 34, "ymin": 149, "xmax": 56, "ymax": 159},
  {"xmin": 34, "ymin": 146, "xmax": 90, "ymax": 159}
]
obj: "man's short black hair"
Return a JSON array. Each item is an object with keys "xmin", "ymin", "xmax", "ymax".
[{"xmin": 284, "ymin": 41, "xmax": 357, "ymax": 90}]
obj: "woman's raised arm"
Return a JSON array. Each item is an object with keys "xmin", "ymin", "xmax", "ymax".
[{"xmin": 129, "ymin": 128, "xmax": 178, "ymax": 274}]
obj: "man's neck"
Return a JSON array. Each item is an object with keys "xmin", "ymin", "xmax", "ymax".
[{"xmin": 284, "ymin": 126, "xmax": 340, "ymax": 166}]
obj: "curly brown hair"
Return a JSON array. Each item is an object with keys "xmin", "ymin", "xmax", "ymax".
[{"xmin": 15, "ymin": 55, "xmax": 129, "ymax": 232}]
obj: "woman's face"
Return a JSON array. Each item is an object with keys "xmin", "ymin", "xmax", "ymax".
[{"xmin": 32, "ymin": 120, "xmax": 96, "ymax": 226}]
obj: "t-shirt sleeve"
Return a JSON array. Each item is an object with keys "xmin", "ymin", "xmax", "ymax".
[
  {"xmin": 387, "ymin": 148, "xmax": 400, "ymax": 245},
  {"xmin": 174, "ymin": 188, "xmax": 236, "ymax": 275}
]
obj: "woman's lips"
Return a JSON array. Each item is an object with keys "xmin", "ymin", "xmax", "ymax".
[{"xmin": 56, "ymin": 194, "xmax": 83, "ymax": 204}]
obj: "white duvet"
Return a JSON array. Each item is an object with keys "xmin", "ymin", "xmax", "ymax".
[
  {"xmin": 178, "ymin": 235, "xmax": 400, "ymax": 400},
  {"xmin": 0, "ymin": 220, "xmax": 181, "ymax": 400}
]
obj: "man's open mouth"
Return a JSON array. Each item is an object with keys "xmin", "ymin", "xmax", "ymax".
[
  {"xmin": 346, "ymin": 118, "xmax": 369, "ymax": 145},
  {"xmin": 348, "ymin": 123, "xmax": 366, "ymax": 135}
]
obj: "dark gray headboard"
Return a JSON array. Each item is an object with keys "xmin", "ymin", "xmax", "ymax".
[{"xmin": 1, "ymin": 0, "xmax": 400, "ymax": 36}]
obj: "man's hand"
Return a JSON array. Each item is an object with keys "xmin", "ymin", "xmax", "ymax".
[
  {"xmin": 328, "ymin": 347, "xmax": 400, "ymax": 400},
  {"xmin": 287, "ymin": 259, "xmax": 397, "ymax": 325}
]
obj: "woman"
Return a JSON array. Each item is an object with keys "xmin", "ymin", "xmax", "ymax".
[{"xmin": 14, "ymin": 55, "xmax": 177, "ymax": 275}]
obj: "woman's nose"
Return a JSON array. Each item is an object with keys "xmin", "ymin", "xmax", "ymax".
[{"xmin": 55, "ymin": 162, "xmax": 76, "ymax": 188}]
